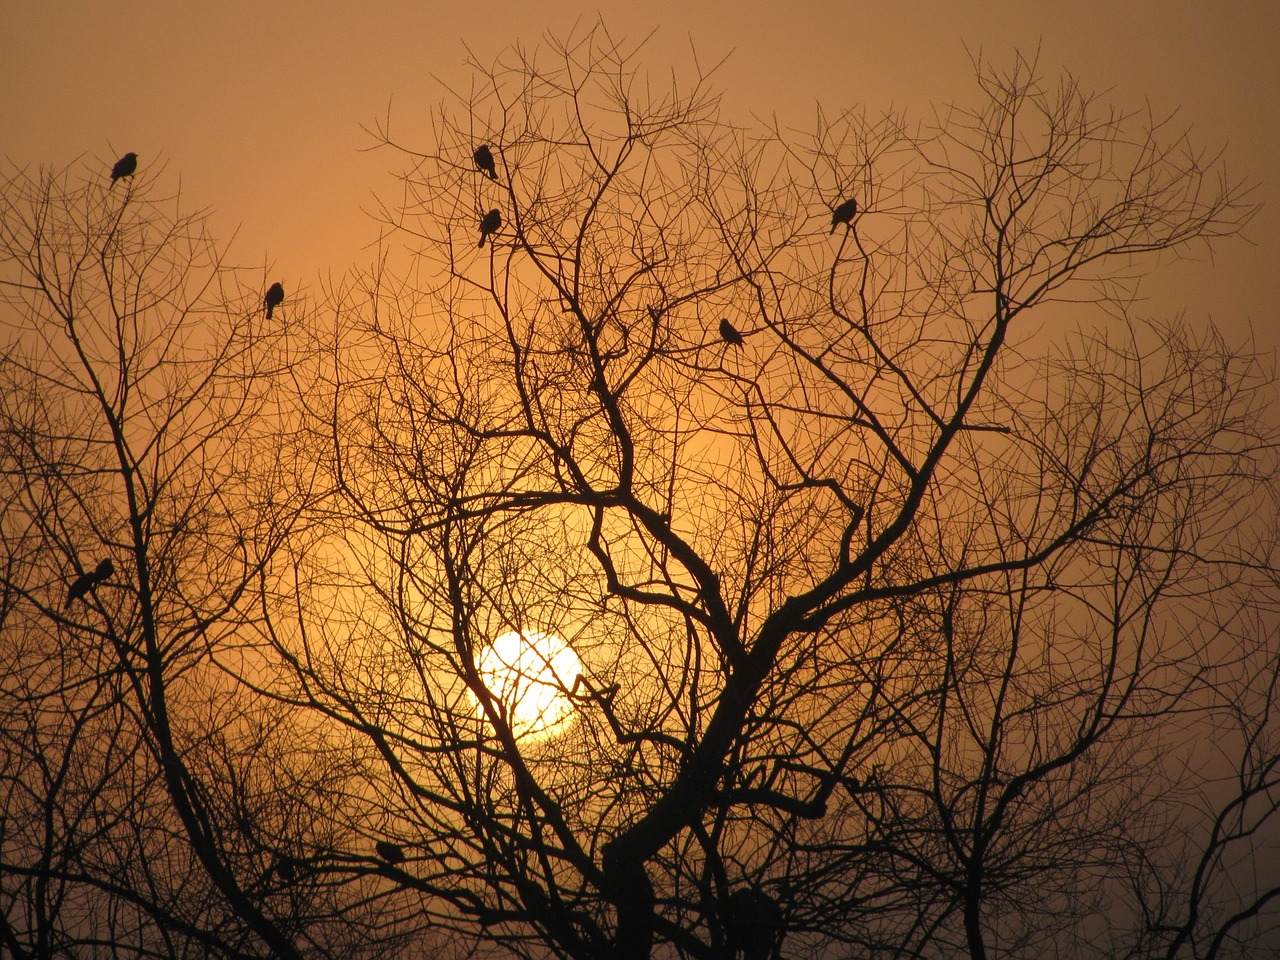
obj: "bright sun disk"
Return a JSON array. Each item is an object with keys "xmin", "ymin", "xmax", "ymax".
[{"xmin": 475, "ymin": 631, "xmax": 581, "ymax": 741}]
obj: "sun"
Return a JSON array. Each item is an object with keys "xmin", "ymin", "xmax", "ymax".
[{"xmin": 475, "ymin": 631, "xmax": 582, "ymax": 741}]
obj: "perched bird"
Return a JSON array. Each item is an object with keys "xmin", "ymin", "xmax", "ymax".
[
  {"xmin": 375, "ymin": 841, "xmax": 406, "ymax": 864},
  {"xmin": 66, "ymin": 558, "xmax": 114, "ymax": 607},
  {"xmin": 264, "ymin": 282, "xmax": 285, "ymax": 319},
  {"xmin": 274, "ymin": 855, "xmax": 298, "ymax": 884},
  {"xmin": 726, "ymin": 887, "xmax": 783, "ymax": 960},
  {"xmin": 110, "ymin": 152, "xmax": 138, "ymax": 184},
  {"xmin": 830, "ymin": 197, "xmax": 858, "ymax": 233},
  {"xmin": 65, "ymin": 572, "xmax": 93, "ymax": 607},
  {"xmin": 719, "ymin": 318, "xmax": 745, "ymax": 347},
  {"xmin": 478, "ymin": 208, "xmax": 502, "ymax": 248},
  {"xmin": 473, "ymin": 144, "xmax": 498, "ymax": 181}
]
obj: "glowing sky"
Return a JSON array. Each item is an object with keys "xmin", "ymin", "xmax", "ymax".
[{"xmin": 4, "ymin": 0, "xmax": 1276, "ymax": 348}]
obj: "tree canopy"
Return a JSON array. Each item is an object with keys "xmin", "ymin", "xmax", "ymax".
[{"xmin": 2, "ymin": 25, "xmax": 1278, "ymax": 960}]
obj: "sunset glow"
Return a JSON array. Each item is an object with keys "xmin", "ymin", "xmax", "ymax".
[
  {"xmin": 3, "ymin": 6, "xmax": 1278, "ymax": 958},
  {"xmin": 475, "ymin": 631, "xmax": 581, "ymax": 741}
]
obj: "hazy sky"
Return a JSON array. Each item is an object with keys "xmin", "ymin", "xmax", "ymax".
[{"xmin": 4, "ymin": 0, "xmax": 1276, "ymax": 349}]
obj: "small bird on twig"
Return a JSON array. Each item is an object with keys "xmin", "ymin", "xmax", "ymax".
[
  {"xmin": 110, "ymin": 152, "xmax": 138, "ymax": 184},
  {"xmin": 478, "ymin": 209, "xmax": 502, "ymax": 247},
  {"xmin": 66, "ymin": 558, "xmax": 114, "ymax": 607},
  {"xmin": 830, "ymin": 197, "xmax": 858, "ymax": 233},
  {"xmin": 473, "ymin": 144, "xmax": 498, "ymax": 180},
  {"xmin": 375, "ymin": 841, "xmax": 406, "ymax": 864},
  {"xmin": 264, "ymin": 282, "xmax": 285, "ymax": 319},
  {"xmin": 719, "ymin": 318, "xmax": 745, "ymax": 347}
]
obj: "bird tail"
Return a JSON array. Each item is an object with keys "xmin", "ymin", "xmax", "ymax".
[
  {"xmin": 478, "ymin": 236, "xmax": 486, "ymax": 248},
  {"xmin": 266, "ymin": 305, "xmax": 274, "ymax": 319},
  {"xmin": 488, "ymin": 170, "xmax": 498, "ymax": 181}
]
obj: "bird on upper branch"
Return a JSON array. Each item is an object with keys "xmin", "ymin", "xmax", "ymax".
[
  {"xmin": 830, "ymin": 197, "xmax": 858, "ymax": 233},
  {"xmin": 473, "ymin": 144, "xmax": 498, "ymax": 180},
  {"xmin": 264, "ymin": 282, "xmax": 284, "ymax": 319},
  {"xmin": 110, "ymin": 152, "xmax": 138, "ymax": 184},
  {"xmin": 719, "ymin": 318, "xmax": 745, "ymax": 347}
]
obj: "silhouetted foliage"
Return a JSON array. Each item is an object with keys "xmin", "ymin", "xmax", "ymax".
[{"xmin": 334, "ymin": 27, "xmax": 1277, "ymax": 960}]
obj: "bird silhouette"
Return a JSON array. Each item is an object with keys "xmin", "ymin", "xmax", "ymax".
[
  {"xmin": 473, "ymin": 144, "xmax": 498, "ymax": 180},
  {"xmin": 264, "ymin": 282, "xmax": 284, "ymax": 319},
  {"xmin": 65, "ymin": 574, "xmax": 93, "ymax": 607},
  {"xmin": 719, "ymin": 319, "xmax": 745, "ymax": 347},
  {"xmin": 66, "ymin": 557, "xmax": 114, "ymax": 607},
  {"xmin": 478, "ymin": 209, "xmax": 502, "ymax": 248},
  {"xmin": 726, "ymin": 888, "xmax": 783, "ymax": 960},
  {"xmin": 375, "ymin": 841, "xmax": 406, "ymax": 864},
  {"xmin": 274, "ymin": 855, "xmax": 298, "ymax": 884},
  {"xmin": 830, "ymin": 197, "xmax": 858, "ymax": 233},
  {"xmin": 110, "ymin": 152, "xmax": 138, "ymax": 184}
]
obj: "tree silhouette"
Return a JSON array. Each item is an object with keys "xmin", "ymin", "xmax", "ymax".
[
  {"xmin": 0, "ymin": 159, "xmax": 353, "ymax": 960},
  {"xmin": 1, "ymin": 30, "xmax": 1278, "ymax": 960},
  {"xmin": 300, "ymin": 28, "xmax": 1279, "ymax": 960}
]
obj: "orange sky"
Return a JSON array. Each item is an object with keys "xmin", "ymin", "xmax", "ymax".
[{"xmin": 4, "ymin": 0, "xmax": 1276, "ymax": 349}]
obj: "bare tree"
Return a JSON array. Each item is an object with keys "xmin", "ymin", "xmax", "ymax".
[
  {"xmin": 0, "ymin": 158, "xmax": 372, "ymax": 959},
  {"xmin": 2, "ymin": 25, "xmax": 1277, "ymax": 960},
  {"xmin": 262, "ymin": 26, "xmax": 1277, "ymax": 960}
]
